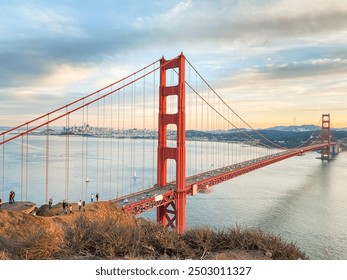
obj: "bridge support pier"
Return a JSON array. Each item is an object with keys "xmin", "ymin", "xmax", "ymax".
[{"xmin": 157, "ymin": 53, "xmax": 186, "ymax": 233}]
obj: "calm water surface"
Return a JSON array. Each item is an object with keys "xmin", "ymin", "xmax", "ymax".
[{"xmin": 184, "ymin": 152, "xmax": 347, "ymax": 260}]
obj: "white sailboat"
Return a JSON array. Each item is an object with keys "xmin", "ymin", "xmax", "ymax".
[
  {"xmin": 86, "ymin": 176, "xmax": 90, "ymax": 182},
  {"xmin": 132, "ymin": 171, "xmax": 137, "ymax": 179}
]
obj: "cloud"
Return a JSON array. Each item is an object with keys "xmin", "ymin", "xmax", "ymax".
[
  {"xmin": 1, "ymin": 0, "xmax": 347, "ymax": 127},
  {"xmin": 263, "ymin": 57, "xmax": 347, "ymax": 80},
  {"xmin": 210, "ymin": 53, "xmax": 347, "ymax": 127},
  {"xmin": 129, "ymin": 0, "xmax": 347, "ymax": 48},
  {"xmin": 21, "ymin": 6, "xmax": 86, "ymax": 37},
  {"xmin": 217, "ymin": 55, "xmax": 347, "ymax": 97}
]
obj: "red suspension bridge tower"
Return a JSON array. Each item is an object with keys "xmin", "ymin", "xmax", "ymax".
[
  {"xmin": 321, "ymin": 113, "xmax": 331, "ymax": 160},
  {"xmin": 157, "ymin": 53, "xmax": 187, "ymax": 233}
]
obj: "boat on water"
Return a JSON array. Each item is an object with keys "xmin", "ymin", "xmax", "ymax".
[{"xmin": 240, "ymin": 142, "xmax": 249, "ymax": 147}]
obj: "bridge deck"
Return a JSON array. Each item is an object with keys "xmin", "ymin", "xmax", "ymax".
[{"xmin": 113, "ymin": 143, "xmax": 328, "ymax": 215}]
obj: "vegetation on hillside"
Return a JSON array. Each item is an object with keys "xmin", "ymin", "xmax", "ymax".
[{"xmin": 0, "ymin": 202, "xmax": 307, "ymax": 260}]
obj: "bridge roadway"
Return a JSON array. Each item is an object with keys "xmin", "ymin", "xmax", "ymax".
[{"xmin": 112, "ymin": 143, "xmax": 328, "ymax": 215}]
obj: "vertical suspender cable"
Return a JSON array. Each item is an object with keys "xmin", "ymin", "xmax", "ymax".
[
  {"xmin": 217, "ymin": 98, "xmax": 220, "ymax": 167},
  {"xmin": 21, "ymin": 136, "xmax": 24, "ymax": 201},
  {"xmin": 221, "ymin": 98, "xmax": 224, "ymax": 167},
  {"xmin": 236, "ymin": 116, "xmax": 239, "ymax": 162},
  {"xmin": 117, "ymin": 88, "xmax": 120, "ymax": 198},
  {"xmin": 216, "ymin": 93, "xmax": 219, "ymax": 167},
  {"xmin": 117, "ymin": 86, "xmax": 120, "ymax": 198},
  {"xmin": 142, "ymin": 70, "xmax": 146, "ymax": 191},
  {"xmin": 212, "ymin": 86, "xmax": 215, "ymax": 169},
  {"xmin": 225, "ymin": 101, "xmax": 228, "ymax": 165},
  {"xmin": 121, "ymin": 84, "xmax": 125, "ymax": 196},
  {"xmin": 1, "ymin": 136, "xmax": 4, "ymax": 202},
  {"xmin": 65, "ymin": 113, "xmax": 67, "ymax": 201},
  {"xmin": 256, "ymin": 131, "xmax": 259, "ymax": 158},
  {"xmin": 86, "ymin": 106, "xmax": 89, "ymax": 199},
  {"xmin": 65, "ymin": 109, "xmax": 70, "ymax": 202},
  {"xmin": 45, "ymin": 115, "xmax": 49, "ymax": 204},
  {"xmin": 187, "ymin": 64, "xmax": 191, "ymax": 176},
  {"xmin": 130, "ymin": 81, "xmax": 134, "ymax": 193},
  {"xmin": 231, "ymin": 112, "xmax": 234, "ymax": 165},
  {"xmin": 96, "ymin": 94, "xmax": 99, "ymax": 195},
  {"xmin": 110, "ymin": 89, "xmax": 113, "ymax": 199},
  {"xmin": 239, "ymin": 117, "xmax": 242, "ymax": 162},
  {"xmin": 26, "ymin": 124, "xmax": 28, "ymax": 201},
  {"xmin": 133, "ymin": 76, "xmax": 136, "ymax": 190},
  {"xmin": 254, "ymin": 127, "xmax": 257, "ymax": 159},
  {"xmin": 206, "ymin": 84, "xmax": 209, "ymax": 171},
  {"xmin": 116, "ymin": 87, "xmax": 121, "ymax": 198},
  {"xmin": 102, "ymin": 98, "xmax": 105, "ymax": 199},
  {"xmin": 133, "ymin": 76, "xmax": 136, "ymax": 189},
  {"xmin": 68, "ymin": 113, "xmax": 70, "ymax": 201},
  {"xmin": 213, "ymin": 88, "xmax": 216, "ymax": 169},
  {"xmin": 81, "ymin": 101, "xmax": 85, "ymax": 201},
  {"xmin": 221, "ymin": 99, "xmax": 223, "ymax": 166},
  {"xmin": 200, "ymin": 83, "xmax": 203, "ymax": 173},
  {"xmin": 152, "ymin": 65, "xmax": 156, "ymax": 187},
  {"xmin": 170, "ymin": 69, "xmax": 174, "ymax": 181},
  {"xmin": 195, "ymin": 73, "xmax": 197, "ymax": 174},
  {"xmin": 228, "ymin": 103, "xmax": 230, "ymax": 165},
  {"xmin": 213, "ymin": 87, "xmax": 216, "ymax": 168}
]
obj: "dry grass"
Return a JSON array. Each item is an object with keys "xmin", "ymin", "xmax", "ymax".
[
  {"xmin": 0, "ymin": 203, "xmax": 308, "ymax": 260},
  {"xmin": 209, "ymin": 226, "xmax": 307, "ymax": 260},
  {"xmin": 0, "ymin": 211, "xmax": 66, "ymax": 259}
]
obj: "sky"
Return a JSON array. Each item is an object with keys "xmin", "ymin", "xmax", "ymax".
[{"xmin": 1, "ymin": 0, "xmax": 347, "ymax": 128}]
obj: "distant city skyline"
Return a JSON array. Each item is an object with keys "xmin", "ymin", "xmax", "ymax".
[{"xmin": 1, "ymin": 0, "xmax": 347, "ymax": 128}]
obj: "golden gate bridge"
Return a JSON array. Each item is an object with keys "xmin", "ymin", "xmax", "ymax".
[{"xmin": 0, "ymin": 53, "xmax": 338, "ymax": 233}]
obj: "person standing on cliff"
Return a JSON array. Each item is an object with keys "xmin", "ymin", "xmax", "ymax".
[
  {"xmin": 96, "ymin": 193, "xmax": 99, "ymax": 201},
  {"xmin": 8, "ymin": 191, "xmax": 15, "ymax": 204},
  {"xmin": 0, "ymin": 198, "xmax": 2, "ymax": 209},
  {"xmin": 9, "ymin": 191, "xmax": 13, "ymax": 204},
  {"xmin": 78, "ymin": 200, "xmax": 82, "ymax": 212},
  {"xmin": 90, "ymin": 193, "xmax": 94, "ymax": 203},
  {"xmin": 62, "ymin": 199, "xmax": 66, "ymax": 212}
]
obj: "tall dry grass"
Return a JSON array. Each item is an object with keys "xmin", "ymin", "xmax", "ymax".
[
  {"xmin": 0, "ymin": 206, "xmax": 308, "ymax": 260},
  {"xmin": 0, "ymin": 224, "xmax": 66, "ymax": 259}
]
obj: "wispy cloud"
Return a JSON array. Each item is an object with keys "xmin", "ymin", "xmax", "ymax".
[{"xmin": 21, "ymin": 6, "xmax": 86, "ymax": 37}]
